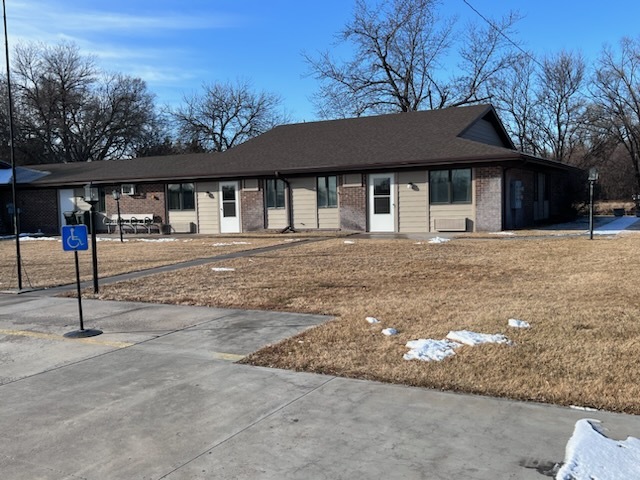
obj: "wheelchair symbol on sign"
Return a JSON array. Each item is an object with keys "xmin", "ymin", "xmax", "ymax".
[
  {"xmin": 67, "ymin": 227, "xmax": 85, "ymax": 249},
  {"xmin": 62, "ymin": 225, "xmax": 89, "ymax": 251}
]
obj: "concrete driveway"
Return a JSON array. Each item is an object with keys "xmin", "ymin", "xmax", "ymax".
[{"xmin": 1, "ymin": 293, "xmax": 639, "ymax": 479}]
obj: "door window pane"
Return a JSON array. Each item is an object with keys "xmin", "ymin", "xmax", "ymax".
[
  {"xmin": 222, "ymin": 185, "xmax": 235, "ymax": 201},
  {"xmin": 222, "ymin": 202, "xmax": 236, "ymax": 218},
  {"xmin": 374, "ymin": 177, "xmax": 390, "ymax": 196},
  {"xmin": 374, "ymin": 197, "xmax": 390, "ymax": 214}
]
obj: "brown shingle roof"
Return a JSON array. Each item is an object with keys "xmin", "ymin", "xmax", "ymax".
[{"xmin": 26, "ymin": 104, "xmax": 569, "ymax": 187}]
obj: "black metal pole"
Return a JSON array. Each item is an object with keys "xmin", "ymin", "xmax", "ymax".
[
  {"xmin": 3, "ymin": 0, "xmax": 21, "ymax": 291},
  {"xmin": 74, "ymin": 250, "xmax": 84, "ymax": 331},
  {"xmin": 116, "ymin": 198, "xmax": 123, "ymax": 243},
  {"xmin": 589, "ymin": 180, "xmax": 594, "ymax": 240},
  {"xmin": 89, "ymin": 204, "xmax": 99, "ymax": 293}
]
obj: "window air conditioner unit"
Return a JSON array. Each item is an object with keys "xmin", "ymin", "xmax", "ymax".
[{"xmin": 121, "ymin": 184, "xmax": 136, "ymax": 196}]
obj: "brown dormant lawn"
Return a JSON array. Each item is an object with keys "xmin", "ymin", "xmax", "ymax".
[
  {"xmin": 0, "ymin": 235, "xmax": 289, "ymax": 290},
  {"xmin": 85, "ymin": 233, "xmax": 640, "ymax": 414}
]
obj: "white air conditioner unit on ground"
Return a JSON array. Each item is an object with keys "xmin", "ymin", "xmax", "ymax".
[{"xmin": 121, "ymin": 184, "xmax": 136, "ymax": 196}]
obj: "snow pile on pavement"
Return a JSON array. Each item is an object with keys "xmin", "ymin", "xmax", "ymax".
[
  {"xmin": 508, "ymin": 318, "xmax": 530, "ymax": 328},
  {"xmin": 446, "ymin": 330, "xmax": 510, "ymax": 346},
  {"xmin": 211, "ymin": 267, "xmax": 235, "ymax": 272},
  {"xmin": 556, "ymin": 419, "xmax": 640, "ymax": 480},
  {"xmin": 489, "ymin": 231, "xmax": 515, "ymax": 236},
  {"xmin": 428, "ymin": 237, "xmax": 450, "ymax": 244}
]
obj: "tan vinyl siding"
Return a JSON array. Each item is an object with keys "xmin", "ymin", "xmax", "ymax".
[
  {"xmin": 267, "ymin": 208, "xmax": 288, "ymax": 229},
  {"xmin": 291, "ymin": 177, "xmax": 318, "ymax": 229},
  {"xmin": 429, "ymin": 205, "xmax": 474, "ymax": 231},
  {"xmin": 318, "ymin": 207, "xmax": 339, "ymax": 229},
  {"xmin": 168, "ymin": 210, "xmax": 198, "ymax": 233},
  {"xmin": 196, "ymin": 181, "xmax": 219, "ymax": 234},
  {"xmin": 398, "ymin": 171, "xmax": 428, "ymax": 233}
]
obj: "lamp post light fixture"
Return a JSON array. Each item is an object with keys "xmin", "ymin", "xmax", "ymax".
[
  {"xmin": 112, "ymin": 189, "xmax": 124, "ymax": 243},
  {"xmin": 84, "ymin": 183, "xmax": 100, "ymax": 293},
  {"xmin": 588, "ymin": 167, "xmax": 599, "ymax": 240}
]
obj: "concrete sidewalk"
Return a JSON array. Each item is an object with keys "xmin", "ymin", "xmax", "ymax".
[{"xmin": 1, "ymin": 293, "xmax": 640, "ymax": 479}]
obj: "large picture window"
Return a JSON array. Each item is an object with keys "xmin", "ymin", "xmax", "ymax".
[
  {"xmin": 266, "ymin": 179, "xmax": 286, "ymax": 209},
  {"xmin": 317, "ymin": 176, "xmax": 337, "ymax": 208},
  {"xmin": 429, "ymin": 169, "xmax": 472, "ymax": 204},
  {"xmin": 168, "ymin": 183, "xmax": 195, "ymax": 210}
]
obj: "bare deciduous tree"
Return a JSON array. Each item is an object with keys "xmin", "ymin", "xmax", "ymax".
[
  {"xmin": 10, "ymin": 42, "xmax": 158, "ymax": 164},
  {"xmin": 592, "ymin": 37, "xmax": 640, "ymax": 198},
  {"xmin": 169, "ymin": 79, "xmax": 289, "ymax": 152},
  {"xmin": 306, "ymin": 0, "xmax": 520, "ymax": 118}
]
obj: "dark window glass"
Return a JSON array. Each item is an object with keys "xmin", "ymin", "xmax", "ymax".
[
  {"xmin": 430, "ymin": 169, "xmax": 471, "ymax": 204},
  {"xmin": 97, "ymin": 188, "xmax": 106, "ymax": 213},
  {"xmin": 317, "ymin": 176, "xmax": 337, "ymax": 208},
  {"xmin": 451, "ymin": 169, "xmax": 471, "ymax": 203},
  {"xmin": 182, "ymin": 183, "xmax": 195, "ymax": 210},
  {"xmin": 222, "ymin": 202, "xmax": 236, "ymax": 217},
  {"xmin": 222, "ymin": 185, "xmax": 235, "ymax": 201},
  {"xmin": 168, "ymin": 184, "xmax": 181, "ymax": 210},
  {"xmin": 373, "ymin": 177, "xmax": 390, "ymax": 196},
  {"xmin": 168, "ymin": 183, "xmax": 195, "ymax": 210},
  {"xmin": 374, "ymin": 197, "xmax": 391, "ymax": 214},
  {"xmin": 429, "ymin": 170, "xmax": 450, "ymax": 204},
  {"xmin": 266, "ymin": 179, "xmax": 286, "ymax": 208}
]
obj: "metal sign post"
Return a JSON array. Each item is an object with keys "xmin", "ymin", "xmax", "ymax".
[{"xmin": 61, "ymin": 225, "xmax": 103, "ymax": 338}]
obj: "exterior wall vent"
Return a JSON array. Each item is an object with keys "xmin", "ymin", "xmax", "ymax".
[{"xmin": 434, "ymin": 218, "xmax": 467, "ymax": 232}]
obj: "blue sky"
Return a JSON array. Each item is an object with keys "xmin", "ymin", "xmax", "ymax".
[{"xmin": 4, "ymin": 0, "xmax": 640, "ymax": 123}]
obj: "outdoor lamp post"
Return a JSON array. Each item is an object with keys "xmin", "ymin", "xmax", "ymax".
[
  {"xmin": 84, "ymin": 183, "xmax": 100, "ymax": 293},
  {"xmin": 112, "ymin": 189, "xmax": 123, "ymax": 243},
  {"xmin": 588, "ymin": 167, "xmax": 599, "ymax": 240}
]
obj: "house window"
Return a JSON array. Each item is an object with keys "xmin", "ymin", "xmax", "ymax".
[
  {"xmin": 97, "ymin": 187, "xmax": 106, "ymax": 213},
  {"xmin": 168, "ymin": 183, "xmax": 195, "ymax": 210},
  {"xmin": 317, "ymin": 176, "xmax": 337, "ymax": 208},
  {"xmin": 266, "ymin": 179, "xmax": 286, "ymax": 209},
  {"xmin": 429, "ymin": 169, "xmax": 472, "ymax": 204}
]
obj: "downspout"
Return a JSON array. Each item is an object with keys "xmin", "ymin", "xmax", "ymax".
[{"xmin": 275, "ymin": 172, "xmax": 295, "ymax": 233}]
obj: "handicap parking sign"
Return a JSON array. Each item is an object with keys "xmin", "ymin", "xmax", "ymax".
[{"xmin": 62, "ymin": 225, "xmax": 89, "ymax": 251}]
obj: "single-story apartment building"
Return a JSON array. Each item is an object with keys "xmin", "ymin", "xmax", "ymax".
[{"xmin": 0, "ymin": 104, "xmax": 580, "ymax": 235}]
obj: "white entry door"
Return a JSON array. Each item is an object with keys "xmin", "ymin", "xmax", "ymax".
[
  {"xmin": 219, "ymin": 181, "xmax": 240, "ymax": 233},
  {"xmin": 368, "ymin": 174, "xmax": 395, "ymax": 232},
  {"xmin": 58, "ymin": 188, "xmax": 76, "ymax": 230}
]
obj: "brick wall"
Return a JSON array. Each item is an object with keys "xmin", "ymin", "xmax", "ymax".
[
  {"xmin": 475, "ymin": 166, "xmax": 503, "ymax": 232},
  {"xmin": 241, "ymin": 185, "xmax": 265, "ymax": 231},
  {"xmin": 105, "ymin": 183, "xmax": 166, "ymax": 224},
  {"xmin": 339, "ymin": 175, "xmax": 366, "ymax": 231},
  {"xmin": 16, "ymin": 188, "xmax": 59, "ymax": 234}
]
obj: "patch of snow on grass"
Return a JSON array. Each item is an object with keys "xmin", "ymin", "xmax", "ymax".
[
  {"xmin": 344, "ymin": 240, "xmax": 355, "ymax": 244},
  {"xmin": 446, "ymin": 330, "xmax": 510, "ymax": 346},
  {"xmin": 489, "ymin": 231, "xmax": 515, "ymax": 235},
  {"xmin": 366, "ymin": 316, "xmax": 380, "ymax": 324},
  {"xmin": 382, "ymin": 328, "xmax": 398, "ymax": 336},
  {"xmin": 96, "ymin": 237, "xmax": 129, "ymax": 242},
  {"xmin": 19, "ymin": 236, "xmax": 57, "ymax": 241},
  {"xmin": 556, "ymin": 419, "xmax": 640, "ymax": 480},
  {"xmin": 428, "ymin": 237, "xmax": 450, "ymax": 244},
  {"xmin": 136, "ymin": 238, "xmax": 177, "ymax": 242},
  {"xmin": 508, "ymin": 318, "xmax": 530, "ymax": 328},
  {"xmin": 211, "ymin": 267, "xmax": 235, "ymax": 272},
  {"xmin": 212, "ymin": 241, "xmax": 251, "ymax": 246},
  {"xmin": 404, "ymin": 339, "xmax": 462, "ymax": 362}
]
